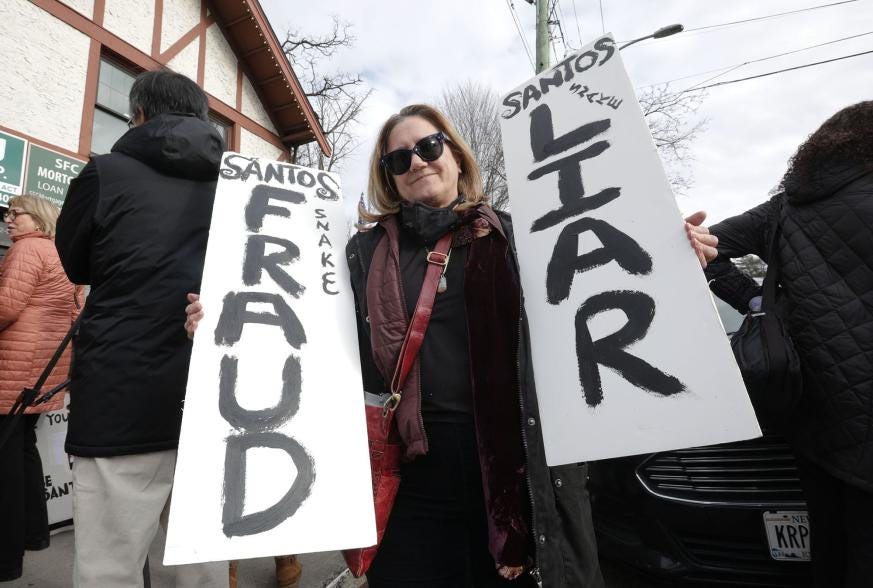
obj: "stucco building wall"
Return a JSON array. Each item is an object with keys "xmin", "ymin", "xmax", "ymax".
[
  {"xmin": 103, "ymin": 0, "xmax": 154, "ymax": 56},
  {"xmin": 203, "ymin": 24, "xmax": 237, "ymax": 108},
  {"xmin": 161, "ymin": 0, "xmax": 200, "ymax": 53},
  {"xmin": 59, "ymin": 0, "xmax": 94, "ymax": 20},
  {"xmin": 240, "ymin": 128, "xmax": 284, "ymax": 162},
  {"xmin": 241, "ymin": 76, "xmax": 275, "ymax": 132},
  {"xmin": 0, "ymin": 0, "xmax": 90, "ymax": 153},
  {"xmin": 167, "ymin": 40, "xmax": 199, "ymax": 83}
]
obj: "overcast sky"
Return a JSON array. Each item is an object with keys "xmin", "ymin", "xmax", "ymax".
[{"xmin": 261, "ymin": 0, "xmax": 873, "ymax": 224}]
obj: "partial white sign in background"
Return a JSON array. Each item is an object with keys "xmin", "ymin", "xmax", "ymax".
[
  {"xmin": 35, "ymin": 394, "xmax": 73, "ymax": 528},
  {"xmin": 499, "ymin": 35, "xmax": 760, "ymax": 466},
  {"xmin": 166, "ymin": 154, "xmax": 375, "ymax": 564}
]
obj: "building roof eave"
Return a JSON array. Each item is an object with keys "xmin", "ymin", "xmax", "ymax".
[{"xmin": 208, "ymin": 0, "xmax": 331, "ymax": 157}]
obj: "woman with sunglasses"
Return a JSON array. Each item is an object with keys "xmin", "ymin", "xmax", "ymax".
[
  {"xmin": 0, "ymin": 195, "xmax": 80, "ymax": 581},
  {"xmin": 346, "ymin": 104, "xmax": 718, "ymax": 587}
]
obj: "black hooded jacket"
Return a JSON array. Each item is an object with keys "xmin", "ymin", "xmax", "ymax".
[
  {"xmin": 705, "ymin": 165, "xmax": 873, "ymax": 491},
  {"xmin": 56, "ymin": 113, "xmax": 223, "ymax": 457}
]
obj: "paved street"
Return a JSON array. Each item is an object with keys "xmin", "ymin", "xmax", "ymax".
[
  {"xmin": 3, "ymin": 525, "xmax": 364, "ymax": 588},
  {"xmin": 3, "ymin": 524, "xmax": 660, "ymax": 588}
]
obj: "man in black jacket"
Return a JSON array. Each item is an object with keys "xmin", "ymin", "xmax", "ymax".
[
  {"xmin": 56, "ymin": 70, "xmax": 226, "ymax": 587},
  {"xmin": 705, "ymin": 101, "xmax": 873, "ymax": 588}
]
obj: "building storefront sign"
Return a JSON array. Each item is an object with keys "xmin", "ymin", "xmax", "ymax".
[
  {"xmin": 0, "ymin": 130, "xmax": 28, "ymax": 204},
  {"xmin": 25, "ymin": 145, "xmax": 86, "ymax": 207}
]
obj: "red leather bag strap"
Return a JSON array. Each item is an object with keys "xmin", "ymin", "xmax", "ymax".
[{"xmin": 384, "ymin": 231, "xmax": 452, "ymax": 413}]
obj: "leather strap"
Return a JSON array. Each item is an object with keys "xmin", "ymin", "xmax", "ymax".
[
  {"xmin": 385, "ymin": 232, "xmax": 452, "ymax": 412},
  {"xmin": 0, "ymin": 315, "xmax": 80, "ymax": 451}
]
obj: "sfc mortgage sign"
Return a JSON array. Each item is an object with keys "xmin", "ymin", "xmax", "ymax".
[{"xmin": 0, "ymin": 130, "xmax": 85, "ymax": 207}]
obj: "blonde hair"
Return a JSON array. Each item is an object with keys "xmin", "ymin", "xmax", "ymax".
[
  {"xmin": 8, "ymin": 194, "xmax": 61, "ymax": 237},
  {"xmin": 361, "ymin": 104, "xmax": 487, "ymax": 223}
]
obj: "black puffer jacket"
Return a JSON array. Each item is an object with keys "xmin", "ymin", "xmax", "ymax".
[
  {"xmin": 56, "ymin": 113, "xmax": 223, "ymax": 457},
  {"xmin": 705, "ymin": 167, "xmax": 873, "ymax": 492}
]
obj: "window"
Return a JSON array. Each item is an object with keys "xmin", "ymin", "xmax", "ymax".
[
  {"xmin": 210, "ymin": 116, "xmax": 229, "ymax": 148},
  {"xmin": 91, "ymin": 59, "xmax": 228, "ymax": 153},
  {"xmin": 91, "ymin": 59, "xmax": 136, "ymax": 155}
]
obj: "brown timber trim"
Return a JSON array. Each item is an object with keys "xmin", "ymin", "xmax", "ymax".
[
  {"xmin": 240, "ymin": 45, "xmax": 268, "ymax": 59},
  {"xmin": 0, "ymin": 123, "xmax": 88, "ymax": 161},
  {"xmin": 224, "ymin": 14, "xmax": 250, "ymax": 27},
  {"xmin": 246, "ymin": 0, "xmax": 330, "ymax": 156},
  {"xmin": 232, "ymin": 123, "xmax": 241, "ymax": 152},
  {"xmin": 93, "ymin": 0, "xmax": 105, "ymax": 26},
  {"xmin": 158, "ymin": 16, "xmax": 214, "ymax": 64},
  {"xmin": 151, "ymin": 0, "xmax": 163, "ymax": 58},
  {"xmin": 208, "ymin": 98, "xmax": 285, "ymax": 151},
  {"xmin": 33, "ymin": 0, "xmax": 287, "ymax": 154},
  {"xmin": 196, "ymin": 0, "xmax": 207, "ymax": 86},
  {"xmin": 78, "ymin": 39, "xmax": 102, "ymax": 155},
  {"xmin": 236, "ymin": 63, "xmax": 243, "ymax": 111}
]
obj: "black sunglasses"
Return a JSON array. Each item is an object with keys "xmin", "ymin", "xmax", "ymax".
[{"xmin": 380, "ymin": 132, "xmax": 449, "ymax": 175}]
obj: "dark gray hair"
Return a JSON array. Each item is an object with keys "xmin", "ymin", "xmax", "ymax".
[{"xmin": 129, "ymin": 70, "xmax": 209, "ymax": 122}]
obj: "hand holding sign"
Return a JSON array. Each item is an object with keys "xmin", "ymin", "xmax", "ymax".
[
  {"xmin": 165, "ymin": 154, "xmax": 375, "ymax": 565},
  {"xmin": 184, "ymin": 293, "xmax": 202, "ymax": 339},
  {"xmin": 684, "ymin": 211, "xmax": 718, "ymax": 268},
  {"xmin": 499, "ymin": 35, "xmax": 759, "ymax": 465}
]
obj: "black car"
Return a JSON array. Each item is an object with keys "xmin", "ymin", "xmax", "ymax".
[{"xmin": 589, "ymin": 297, "xmax": 812, "ymax": 587}]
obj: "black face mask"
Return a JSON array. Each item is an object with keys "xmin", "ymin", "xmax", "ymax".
[{"xmin": 398, "ymin": 196, "xmax": 464, "ymax": 246}]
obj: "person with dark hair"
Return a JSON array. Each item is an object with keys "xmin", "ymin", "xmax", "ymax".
[
  {"xmin": 56, "ymin": 69, "xmax": 227, "ymax": 587},
  {"xmin": 128, "ymin": 69, "xmax": 210, "ymax": 122},
  {"xmin": 704, "ymin": 101, "xmax": 873, "ymax": 588}
]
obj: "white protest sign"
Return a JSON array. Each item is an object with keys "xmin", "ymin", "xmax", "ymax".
[
  {"xmin": 165, "ymin": 153, "xmax": 375, "ymax": 564},
  {"xmin": 499, "ymin": 35, "xmax": 761, "ymax": 466},
  {"xmin": 36, "ymin": 395, "xmax": 73, "ymax": 528}
]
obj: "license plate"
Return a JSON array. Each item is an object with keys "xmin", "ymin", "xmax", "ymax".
[{"xmin": 763, "ymin": 511, "xmax": 811, "ymax": 561}]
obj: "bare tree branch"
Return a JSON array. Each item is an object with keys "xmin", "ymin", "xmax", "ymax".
[
  {"xmin": 281, "ymin": 16, "xmax": 370, "ymax": 172},
  {"xmin": 437, "ymin": 81, "xmax": 510, "ymax": 210},
  {"xmin": 638, "ymin": 84, "xmax": 708, "ymax": 195}
]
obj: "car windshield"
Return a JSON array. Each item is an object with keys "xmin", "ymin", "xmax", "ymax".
[{"xmin": 714, "ymin": 296, "xmax": 745, "ymax": 336}]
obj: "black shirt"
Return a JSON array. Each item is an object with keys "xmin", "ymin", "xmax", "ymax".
[{"xmin": 398, "ymin": 227, "xmax": 474, "ymax": 423}]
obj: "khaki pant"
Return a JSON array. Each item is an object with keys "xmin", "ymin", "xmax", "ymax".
[{"xmin": 72, "ymin": 449, "xmax": 226, "ymax": 587}]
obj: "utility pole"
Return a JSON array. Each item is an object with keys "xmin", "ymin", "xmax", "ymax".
[{"xmin": 535, "ymin": 0, "xmax": 550, "ymax": 73}]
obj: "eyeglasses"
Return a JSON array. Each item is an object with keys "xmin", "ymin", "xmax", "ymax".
[
  {"xmin": 380, "ymin": 132, "xmax": 449, "ymax": 176},
  {"xmin": 126, "ymin": 114, "xmax": 136, "ymax": 129},
  {"xmin": 3, "ymin": 209, "xmax": 31, "ymax": 221}
]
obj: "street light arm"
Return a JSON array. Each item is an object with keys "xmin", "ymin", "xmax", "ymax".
[{"xmin": 619, "ymin": 23, "xmax": 684, "ymax": 50}]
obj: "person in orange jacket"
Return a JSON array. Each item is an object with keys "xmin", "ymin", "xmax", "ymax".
[{"xmin": 0, "ymin": 195, "xmax": 80, "ymax": 581}]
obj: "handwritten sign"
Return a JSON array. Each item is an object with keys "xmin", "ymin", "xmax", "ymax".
[
  {"xmin": 499, "ymin": 35, "xmax": 760, "ymax": 466},
  {"xmin": 36, "ymin": 395, "xmax": 73, "ymax": 528},
  {"xmin": 165, "ymin": 153, "xmax": 375, "ymax": 564}
]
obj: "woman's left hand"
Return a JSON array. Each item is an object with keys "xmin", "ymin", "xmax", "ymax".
[
  {"xmin": 496, "ymin": 564, "xmax": 524, "ymax": 581},
  {"xmin": 684, "ymin": 211, "xmax": 718, "ymax": 269}
]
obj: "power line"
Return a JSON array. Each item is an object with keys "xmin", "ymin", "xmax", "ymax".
[
  {"xmin": 598, "ymin": 0, "xmax": 605, "ymax": 35},
  {"xmin": 619, "ymin": 0, "xmax": 861, "ymax": 47},
  {"xmin": 683, "ymin": 48, "xmax": 873, "ymax": 92},
  {"xmin": 638, "ymin": 30, "xmax": 873, "ymax": 90},
  {"xmin": 569, "ymin": 0, "xmax": 583, "ymax": 47},
  {"xmin": 684, "ymin": 0, "xmax": 859, "ymax": 33},
  {"xmin": 505, "ymin": 0, "xmax": 535, "ymax": 70},
  {"xmin": 554, "ymin": 0, "xmax": 572, "ymax": 51},
  {"xmin": 549, "ymin": 0, "xmax": 570, "ymax": 56}
]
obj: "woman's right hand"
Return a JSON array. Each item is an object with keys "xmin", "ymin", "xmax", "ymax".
[{"xmin": 184, "ymin": 293, "xmax": 203, "ymax": 340}]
